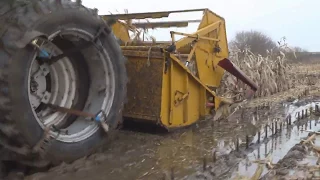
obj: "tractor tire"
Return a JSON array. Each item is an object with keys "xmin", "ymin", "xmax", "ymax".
[{"xmin": 0, "ymin": 0, "xmax": 127, "ymax": 165}]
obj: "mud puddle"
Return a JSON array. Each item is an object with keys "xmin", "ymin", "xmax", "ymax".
[
  {"xmin": 232, "ymin": 120, "xmax": 320, "ymax": 178},
  {"xmin": 232, "ymin": 101, "xmax": 320, "ymax": 179},
  {"xmin": 24, "ymin": 99, "xmax": 320, "ymax": 180}
]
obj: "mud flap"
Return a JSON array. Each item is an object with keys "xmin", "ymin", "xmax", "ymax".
[{"xmin": 218, "ymin": 58, "xmax": 258, "ymax": 91}]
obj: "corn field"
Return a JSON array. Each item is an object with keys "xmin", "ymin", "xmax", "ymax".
[{"xmin": 217, "ymin": 39, "xmax": 297, "ymax": 102}]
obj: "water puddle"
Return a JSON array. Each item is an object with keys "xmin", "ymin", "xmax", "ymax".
[{"xmin": 232, "ymin": 101, "xmax": 320, "ymax": 178}]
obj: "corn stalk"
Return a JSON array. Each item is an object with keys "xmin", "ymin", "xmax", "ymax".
[{"xmin": 217, "ymin": 38, "xmax": 295, "ymax": 102}]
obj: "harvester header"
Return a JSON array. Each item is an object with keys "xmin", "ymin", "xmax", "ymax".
[{"xmin": 102, "ymin": 9, "xmax": 258, "ymax": 129}]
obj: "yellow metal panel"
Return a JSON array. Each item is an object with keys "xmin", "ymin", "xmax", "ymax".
[
  {"xmin": 110, "ymin": 21, "xmax": 130, "ymax": 44},
  {"xmin": 169, "ymin": 61, "xmax": 185, "ymax": 126},
  {"xmin": 160, "ymin": 58, "xmax": 170, "ymax": 125},
  {"xmin": 160, "ymin": 59, "xmax": 210, "ymax": 128},
  {"xmin": 169, "ymin": 55, "xmax": 218, "ymax": 97},
  {"xmin": 174, "ymin": 21, "xmax": 221, "ymax": 50},
  {"xmin": 194, "ymin": 9, "xmax": 229, "ymax": 87}
]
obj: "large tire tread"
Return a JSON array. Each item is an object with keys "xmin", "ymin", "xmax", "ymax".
[{"xmin": 0, "ymin": 0, "xmax": 127, "ymax": 165}]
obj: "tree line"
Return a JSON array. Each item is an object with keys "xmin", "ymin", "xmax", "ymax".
[{"xmin": 229, "ymin": 30, "xmax": 308, "ymax": 61}]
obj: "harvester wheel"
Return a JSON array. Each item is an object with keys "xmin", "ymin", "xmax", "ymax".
[
  {"xmin": 0, "ymin": 162, "xmax": 4, "ymax": 179},
  {"xmin": 0, "ymin": 0, "xmax": 127, "ymax": 164}
]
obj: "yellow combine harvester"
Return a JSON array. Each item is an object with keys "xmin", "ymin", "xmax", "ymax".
[
  {"xmin": 0, "ymin": 0, "xmax": 257, "ymax": 172},
  {"xmin": 103, "ymin": 9, "xmax": 257, "ymax": 129}
]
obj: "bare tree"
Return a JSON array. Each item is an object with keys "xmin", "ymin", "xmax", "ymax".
[{"xmin": 229, "ymin": 30, "xmax": 277, "ymax": 56}]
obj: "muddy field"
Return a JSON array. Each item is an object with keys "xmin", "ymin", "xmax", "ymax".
[{"xmin": 6, "ymin": 62, "xmax": 320, "ymax": 180}]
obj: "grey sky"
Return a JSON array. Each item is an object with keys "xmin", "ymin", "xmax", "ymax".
[{"xmin": 83, "ymin": 0, "xmax": 319, "ymax": 52}]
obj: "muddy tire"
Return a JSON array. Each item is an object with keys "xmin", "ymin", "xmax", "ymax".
[
  {"xmin": 0, "ymin": 162, "xmax": 5, "ymax": 179},
  {"xmin": 0, "ymin": 0, "xmax": 127, "ymax": 164}
]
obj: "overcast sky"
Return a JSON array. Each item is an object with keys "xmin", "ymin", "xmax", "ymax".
[{"xmin": 83, "ymin": 0, "xmax": 319, "ymax": 52}]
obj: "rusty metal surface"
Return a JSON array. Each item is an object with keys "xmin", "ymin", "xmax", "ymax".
[
  {"xmin": 123, "ymin": 41, "xmax": 171, "ymax": 46},
  {"xmin": 121, "ymin": 46, "xmax": 164, "ymax": 59},
  {"xmin": 218, "ymin": 58, "xmax": 258, "ymax": 91},
  {"xmin": 120, "ymin": 43, "xmax": 191, "ymax": 54},
  {"xmin": 122, "ymin": 50, "xmax": 163, "ymax": 59},
  {"xmin": 121, "ymin": 46, "xmax": 191, "ymax": 58},
  {"xmin": 133, "ymin": 21, "xmax": 189, "ymax": 29},
  {"xmin": 101, "ymin": 9, "xmax": 206, "ymax": 20},
  {"xmin": 46, "ymin": 104, "xmax": 95, "ymax": 118},
  {"xmin": 123, "ymin": 53, "xmax": 164, "ymax": 121},
  {"xmin": 122, "ymin": 46, "xmax": 163, "ymax": 51},
  {"xmin": 132, "ymin": 20, "xmax": 201, "ymax": 29}
]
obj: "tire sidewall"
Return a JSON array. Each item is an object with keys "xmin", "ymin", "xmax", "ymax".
[{"xmin": 10, "ymin": 9, "xmax": 126, "ymax": 162}]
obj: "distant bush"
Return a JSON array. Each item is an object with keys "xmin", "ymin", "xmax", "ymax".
[
  {"xmin": 284, "ymin": 46, "xmax": 309, "ymax": 62},
  {"xmin": 229, "ymin": 30, "xmax": 277, "ymax": 56}
]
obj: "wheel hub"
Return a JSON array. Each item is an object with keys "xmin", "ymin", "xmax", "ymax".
[
  {"xmin": 30, "ymin": 79, "xmax": 38, "ymax": 93},
  {"xmin": 27, "ymin": 29, "xmax": 116, "ymax": 143},
  {"xmin": 29, "ymin": 61, "xmax": 51, "ymax": 109}
]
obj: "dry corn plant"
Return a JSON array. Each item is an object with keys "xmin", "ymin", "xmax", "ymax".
[
  {"xmin": 213, "ymin": 38, "xmax": 298, "ymax": 121},
  {"xmin": 128, "ymin": 23, "xmax": 157, "ymax": 44},
  {"xmin": 217, "ymin": 37, "xmax": 295, "ymax": 102}
]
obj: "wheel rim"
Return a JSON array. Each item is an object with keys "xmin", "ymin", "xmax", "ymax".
[{"xmin": 28, "ymin": 29, "xmax": 116, "ymax": 143}]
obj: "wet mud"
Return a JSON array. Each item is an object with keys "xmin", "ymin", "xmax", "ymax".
[
  {"xmin": 260, "ymin": 122, "xmax": 320, "ymax": 180},
  {"xmin": 18, "ymin": 94, "xmax": 320, "ymax": 180}
]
